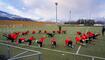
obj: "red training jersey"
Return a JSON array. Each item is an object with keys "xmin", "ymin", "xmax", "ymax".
[
  {"xmin": 75, "ymin": 36, "xmax": 81, "ymax": 42},
  {"xmin": 65, "ymin": 39, "xmax": 71, "ymax": 45},
  {"xmin": 29, "ymin": 36, "xmax": 35, "ymax": 41},
  {"xmin": 19, "ymin": 38, "xmax": 25, "ymax": 41},
  {"xmin": 39, "ymin": 37, "xmax": 46, "ymax": 42}
]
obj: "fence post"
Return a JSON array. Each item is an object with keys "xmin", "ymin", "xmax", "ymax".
[
  {"xmin": 38, "ymin": 53, "xmax": 42, "ymax": 60},
  {"xmin": 92, "ymin": 57, "xmax": 94, "ymax": 60},
  {"xmin": 7, "ymin": 46, "xmax": 11, "ymax": 59}
]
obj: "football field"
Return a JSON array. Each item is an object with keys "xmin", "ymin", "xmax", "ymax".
[{"xmin": 0, "ymin": 25, "xmax": 105, "ymax": 60}]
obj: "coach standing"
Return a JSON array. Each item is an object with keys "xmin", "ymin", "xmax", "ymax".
[{"xmin": 102, "ymin": 25, "xmax": 105, "ymax": 36}]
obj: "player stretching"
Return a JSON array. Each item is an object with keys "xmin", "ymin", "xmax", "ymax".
[
  {"xmin": 51, "ymin": 37, "xmax": 57, "ymax": 48},
  {"xmin": 75, "ymin": 35, "xmax": 81, "ymax": 44},
  {"xmin": 18, "ymin": 37, "xmax": 25, "ymax": 44},
  {"xmin": 65, "ymin": 37, "xmax": 74, "ymax": 48},
  {"xmin": 27, "ymin": 36, "xmax": 35, "ymax": 46},
  {"xmin": 102, "ymin": 26, "xmax": 105, "ymax": 36},
  {"xmin": 37, "ymin": 37, "xmax": 46, "ymax": 47}
]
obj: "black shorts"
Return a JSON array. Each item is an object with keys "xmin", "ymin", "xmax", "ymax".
[
  {"xmin": 37, "ymin": 41, "xmax": 42, "ymax": 47},
  {"xmin": 18, "ymin": 39, "xmax": 22, "ymax": 43},
  {"xmin": 80, "ymin": 40, "xmax": 83, "ymax": 43},
  {"xmin": 52, "ymin": 42, "xmax": 56, "ymax": 46},
  {"xmin": 85, "ymin": 40, "xmax": 89, "ymax": 43},
  {"xmin": 67, "ymin": 41, "xmax": 72, "ymax": 46},
  {"xmin": 92, "ymin": 36, "xmax": 96, "ymax": 39},
  {"xmin": 11, "ymin": 39, "xmax": 14, "ymax": 42},
  {"xmin": 29, "ymin": 40, "xmax": 32, "ymax": 45},
  {"xmin": 27, "ymin": 39, "xmax": 32, "ymax": 45}
]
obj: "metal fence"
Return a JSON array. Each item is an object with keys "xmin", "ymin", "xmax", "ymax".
[{"xmin": 0, "ymin": 43, "xmax": 42, "ymax": 60}]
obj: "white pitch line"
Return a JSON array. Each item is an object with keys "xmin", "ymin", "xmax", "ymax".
[
  {"xmin": 8, "ymin": 54, "xmax": 39, "ymax": 60},
  {"xmin": 23, "ymin": 44, "xmax": 105, "ymax": 60},
  {"xmin": 20, "ymin": 44, "xmax": 105, "ymax": 60},
  {"xmin": 31, "ymin": 45, "xmax": 75, "ymax": 54},
  {"xmin": 12, "ymin": 51, "xmax": 29, "ymax": 58},
  {"xmin": 0, "ymin": 43, "xmax": 41, "ymax": 54},
  {"xmin": 76, "ymin": 45, "xmax": 81, "ymax": 54},
  {"xmin": 0, "ymin": 43, "xmax": 105, "ymax": 60}
]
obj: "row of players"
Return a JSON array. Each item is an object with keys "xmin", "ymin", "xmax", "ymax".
[
  {"xmin": 2, "ymin": 31, "xmax": 100, "ymax": 48},
  {"xmin": 21, "ymin": 30, "xmax": 66, "ymax": 35}
]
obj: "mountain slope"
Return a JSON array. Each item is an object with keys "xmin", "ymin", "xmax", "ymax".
[{"xmin": 0, "ymin": 10, "xmax": 34, "ymax": 21}]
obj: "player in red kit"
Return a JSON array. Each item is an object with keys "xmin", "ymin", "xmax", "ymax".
[
  {"xmin": 77, "ymin": 31, "xmax": 82, "ymax": 36},
  {"xmin": 44, "ymin": 30, "xmax": 47, "ymax": 34},
  {"xmin": 32, "ymin": 30, "xmax": 36, "ymax": 34},
  {"xmin": 10, "ymin": 33, "xmax": 18, "ymax": 42},
  {"xmin": 65, "ymin": 37, "xmax": 73, "ymax": 48},
  {"xmin": 80, "ymin": 33, "xmax": 89, "ymax": 45},
  {"xmin": 40, "ymin": 37, "xmax": 46, "ymax": 43},
  {"xmin": 87, "ymin": 32, "xmax": 95, "ymax": 42},
  {"xmin": 75, "ymin": 36, "xmax": 81, "ymax": 44},
  {"xmin": 18, "ymin": 37, "xmax": 25, "ymax": 43},
  {"xmin": 2, "ymin": 33, "xmax": 18, "ymax": 43},
  {"xmin": 27, "ymin": 36, "xmax": 35, "ymax": 45},
  {"xmin": 37, "ymin": 37, "xmax": 46, "ymax": 47},
  {"xmin": 51, "ymin": 37, "xmax": 56, "ymax": 48}
]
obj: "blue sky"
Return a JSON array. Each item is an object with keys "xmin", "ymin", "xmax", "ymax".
[{"xmin": 0, "ymin": 0, "xmax": 105, "ymax": 22}]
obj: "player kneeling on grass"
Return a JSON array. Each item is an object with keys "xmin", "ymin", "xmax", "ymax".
[
  {"xmin": 87, "ymin": 32, "xmax": 100, "ymax": 42},
  {"xmin": 18, "ymin": 37, "xmax": 25, "ymax": 44},
  {"xmin": 38, "ymin": 30, "xmax": 42, "ymax": 33},
  {"xmin": 8, "ymin": 33, "xmax": 18, "ymax": 43},
  {"xmin": 44, "ymin": 30, "xmax": 48, "ymax": 34},
  {"xmin": 80, "ymin": 33, "xmax": 89, "ymax": 45},
  {"xmin": 32, "ymin": 30, "xmax": 36, "ymax": 34},
  {"xmin": 77, "ymin": 31, "xmax": 82, "ymax": 36},
  {"xmin": 51, "ymin": 37, "xmax": 57, "ymax": 48},
  {"xmin": 75, "ymin": 35, "xmax": 81, "ymax": 44},
  {"xmin": 65, "ymin": 37, "xmax": 74, "ymax": 48},
  {"xmin": 36, "ymin": 40, "xmax": 43, "ymax": 47},
  {"xmin": 37, "ymin": 37, "xmax": 46, "ymax": 47},
  {"xmin": 3, "ymin": 33, "xmax": 19, "ymax": 43},
  {"xmin": 87, "ymin": 32, "xmax": 95, "ymax": 41},
  {"xmin": 26, "ymin": 36, "xmax": 35, "ymax": 46},
  {"xmin": 88, "ymin": 32, "xmax": 100, "ymax": 42},
  {"xmin": 46, "ymin": 33, "xmax": 55, "ymax": 38}
]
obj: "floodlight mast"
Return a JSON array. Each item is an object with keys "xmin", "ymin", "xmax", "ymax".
[
  {"xmin": 69, "ymin": 10, "xmax": 71, "ymax": 22},
  {"xmin": 55, "ymin": 2, "xmax": 62, "ymax": 32},
  {"xmin": 55, "ymin": 2, "xmax": 58, "ymax": 24}
]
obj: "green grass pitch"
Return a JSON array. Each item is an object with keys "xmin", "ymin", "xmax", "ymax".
[{"xmin": 0, "ymin": 25, "xmax": 105, "ymax": 60}]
